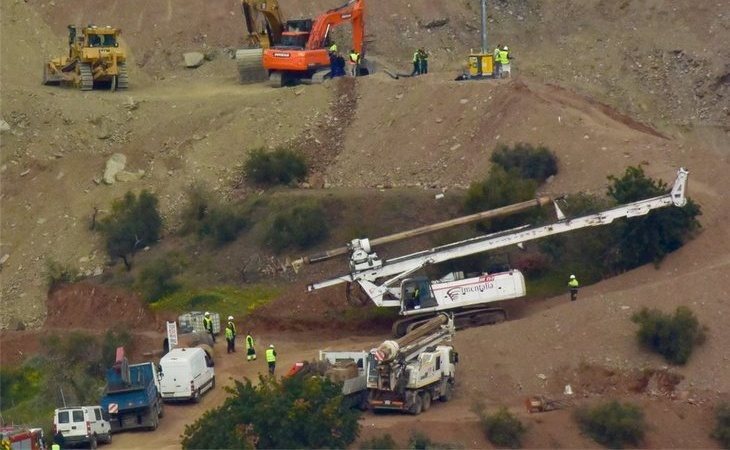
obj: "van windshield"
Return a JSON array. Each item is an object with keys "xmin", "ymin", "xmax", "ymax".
[{"xmin": 72, "ymin": 410, "xmax": 84, "ymax": 422}]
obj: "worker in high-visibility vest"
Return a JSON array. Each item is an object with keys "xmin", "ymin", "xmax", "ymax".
[
  {"xmin": 497, "ymin": 45, "xmax": 511, "ymax": 78},
  {"xmin": 348, "ymin": 49, "xmax": 361, "ymax": 77},
  {"xmin": 245, "ymin": 331, "xmax": 257, "ymax": 361},
  {"xmin": 266, "ymin": 344, "xmax": 277, "ymax": 375},
  {"xmin": 493, "ymin": 43, "xmax": 502, "ymax": 77},
  {"xmin": 568, "ymin": 274, "xmax": 580, "ymax": 301},
  {"xmin": 411, "ymin": 49, "xmax": 421, "ymax": 76},
  {"xmin": 225, "ymin": 317, "xmax": 236, "ymax": 354},
  {"xmin": 203, "ymin": 311, "xmax": 215, "ymax": 343},
  {"xmin": 329, "ymin": 43, "xmax": 338, "ymax": 54}
]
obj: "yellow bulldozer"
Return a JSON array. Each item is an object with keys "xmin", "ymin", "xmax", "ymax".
[{"xmin": 43, "ymin": 25, "xmax": 128, "ymax": 91}]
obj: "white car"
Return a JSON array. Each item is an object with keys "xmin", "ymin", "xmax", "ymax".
[{"xmin": 53, "ymin": 406, "xmax": 112, "ymax": 448}]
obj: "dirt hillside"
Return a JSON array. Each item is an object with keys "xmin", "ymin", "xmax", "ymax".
[{"xmin": 1, "ymin": 0, "xmax": 729, "ymax": 448}]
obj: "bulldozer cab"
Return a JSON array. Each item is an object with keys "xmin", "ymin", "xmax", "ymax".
[
  {"xmin": 401, "ymin": 277, "xmax": 438, "ymax": 312},
  {"xmin": 82, "ymin": 26, "xmax": 120, "ymax": 48}
]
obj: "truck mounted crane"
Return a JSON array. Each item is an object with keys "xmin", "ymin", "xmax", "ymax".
[
  {"xmin": 262, "ymin": 0, "xmax": 366, "ymax": 87},
  {"xmin": 304, "ymin": 168, "xmax": 690, "ymax": 336},
  {"xmin": 367, "ymin": 313, "xmax": 457, "ymax": 414}
]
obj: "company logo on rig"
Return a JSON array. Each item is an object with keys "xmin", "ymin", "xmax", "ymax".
[{"xmin": 273, "ymin": 52, "xmax": 290, "ymax": 58}]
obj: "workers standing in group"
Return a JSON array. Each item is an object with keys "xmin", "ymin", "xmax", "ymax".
[
  {"xmin": 348, "ymin": 48, "xmax": 361, "ymax": 77},
  {"xmin": 497, "ymin": 45, "xmax": 511, "ymax": 78},
  {"xmin": 493, "ymin": 43, "xmax": 502, "ymax": 77},
  {"xmin": 245, "ymin": 331, "xmax": 257, "ymax": 361},
  {"xmin": 203, "ymin": 311, "xmax": 215, "ymax": 343},
  {"xmin": 418, "ymin": 48, "xmax": 429, "ymax": 75},
  {"xmin": 266, "ymin": 344, "xmax": 277, "ymax": 375},
  {"xmin": 568, "ymin": 274, "xmax": 580, "ymax": 301},
  {"xmin": 410, "ymin": 48, "xmax": 429, "ymax": 76},
  {"xmin": 225, "ymin": 316, "xmax": 236, "ymax": 353}
]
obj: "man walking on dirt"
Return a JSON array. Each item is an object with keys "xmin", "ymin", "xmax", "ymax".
[
  {"xmin": 266, "ymin": 344, "xmax": 277, "ymax": 375},
  {"xmin": 348, "ymin": 49, "xmax": 361, "ymax": 77},
  {"xmin": 568, "ymin": 274, "xmax": 580, "ymax": 301},
  {"xmin": 203, "ymin": 311, "xmax": 215, "ymax": 343},
  {"xmin": 245, "ymin": 331, "xmax": 257, "ymax": 361}
]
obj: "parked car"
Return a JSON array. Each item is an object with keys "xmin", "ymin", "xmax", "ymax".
[
  {"xmin": 159, "ymin": 347, "xmax": 215, "ymax": 402},
  {"xmin": 52, "ymin": 406, "xmax": 112, "ymax": 448}
]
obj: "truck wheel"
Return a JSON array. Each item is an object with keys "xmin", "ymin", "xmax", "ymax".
[
  {"xmin": 89, "ymin": 435, "xmax": 98, "ymax": 449},
  {"xmin": 192, "ymin": 389, "xmax": 201, "ymax": 403},
  {"xmin": 440, "ymin": 383, "xmax": 452, "ymax": 402},
  {"xmin": 158, "ymin": 400, "xmax": 165, "ymax": 418},
  {"xmin": 421, "ymin": 392, "xmax": 432, "ymax": 412},
  {"xmin": 408, "ymin": 395, "xmax": 423, "ymax": 415}
]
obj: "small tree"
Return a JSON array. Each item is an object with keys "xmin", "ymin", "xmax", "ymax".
[
  {"xmin": 264, "ymin": 201, "xmax": 329, "ymax": 252},
  {"xmin": 575, "ymin": 401, "xmax": 645, "ymax": 449},
  {"xmin": 244, "ymin": 146, "xmax": 308, "ymax": 185},
  {"xmin": 181, "ymin": 375, "xmax": 361, "ymax": 449},
  {"xmin": 490, "ymin": 143, "xmax": 558, "ymax": 183},
  {"xmin": 607, "ymin": 166, "xmax": 701, "ymax": 270},
  {"xmin": 480, "ymin": 407, "xmax": 526, "ymax": 448},
  {"xmin": 631, "ymin": 306, "xmax": 706, "ymax": 365},
  {"xmin": 136, "ymin": 255, "xmax": 185, "ymax": 302},
  {"xmin": 180, "ymin": 184, "xmax": 247, "ymax": 246},
  {"xmin": 99, "ymin": 190, "xmax": 162, "ymax": 270},
  {"xmin": 464, "ymin": 166, "xmax": 540, "ymax": 232},
  {"xmin": 712, "ymin": 403, "xmax": 730, "ymax": 449}
]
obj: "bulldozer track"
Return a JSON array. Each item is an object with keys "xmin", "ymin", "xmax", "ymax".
[
  {"xmin": 79, "ymin": 63, "xmax": 93, "ymax": 91},
  {"xmin": 117, "ymin": 63, "xmax": 129, "ymax": 90}
]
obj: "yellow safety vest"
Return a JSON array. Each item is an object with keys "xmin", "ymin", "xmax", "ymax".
[
  {"xmin": 349, "ymin": 52, "xmax": 360, "ymax": 63},
  {"xmin": 265, "ymin": 348, "xmax": 276, "ymax": 362},
  {"xmin": 329, "ymin": 44, "xmax": 338, "ymax": 53},
  {"xmin": 568, "ymin": 278, "xmax": 579, "ymax": 288},
  {"xmin": 203, "ymin": 316, "xmax": 212, "ymax": 330},
  {"xmin": 225, "ymin": 326, "xmax": 234, "ymax": 340},
  {"xmin": 498, "ymin": 50, "xmax": 510, "ymax": 64},
  {"xmin": 227, "ymin": 321, "xmax": 236, "ymax": 335},
  {"xmin": 246, "ymin": 335, "xmax": 255, "ymax": 349}
]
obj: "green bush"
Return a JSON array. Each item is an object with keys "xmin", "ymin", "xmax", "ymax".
[
  {"xmin": 99, "ymin": 190, "xmax": 162, "ymax": 270},
  {"xmin": 244, "ymin": 146, "xmax": 308, "ymax": 185},
  {"xmin": 575, "ymin": 401, "xmax": 645, "ymax": 448},
  {"xmin": 264, "ymin": 201, "xmax": 329, "ymax": 252},
  {"xmin": 0, "ymin": 366, "xmax": 43, "ymax": 409},
  {"xmin": 464, "ymin": 166, "xmax": 540, "ymax": 232},
  {"xmin": 180, "ymin": 184, "xmax": 247, "ymax": 245},
  {"xmin": 45, "ymin": 258, "xmax": 80, "ymax": 291},
  {"xmin": 480, "ymin": 406, "xmax": 526, "ymax": 448},
  {"xmin": 181, "ymin": 375, "xmax": 361, "ymax": 449},
  {"xmin": 631, "ymin": 306, "xmax": 705, "ymax": 365},
  {"xmin": 490, "ymin": 143, "xmax": 558, "ymax": 183},
  {"xmin": 607, "ymin": 166, "xmax": 701, "ymax": 270},
  {"xmin": 360, "ymin": 434, "xmax": 398, "ymax": 450},
  {"xmin": 136, "ymin": 255, "xmax": 185, "ymax": 302},
  {"xmin": 713, "ymin": 403, "xmax": 730, "ymax": 449}
]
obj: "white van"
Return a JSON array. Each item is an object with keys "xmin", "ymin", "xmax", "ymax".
[
  {"xmin": 53, "ymin": 405, "xmax": 112, "ymax": 448},
  {"xmin": 159, "ymin": 347, "xmax": 215, "ymax": 402}
]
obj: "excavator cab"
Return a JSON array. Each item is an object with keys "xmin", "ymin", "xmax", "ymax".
[
  {"xmin": 401, "ymin": 277, "xmax": 438, "ymax": 312},
  {"xmin": 278, "ymin": 32, "xmax": 310, "ymax": 49}
]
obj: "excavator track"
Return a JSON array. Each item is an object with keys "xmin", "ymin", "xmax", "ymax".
[
  {"xmin": 392, "ymin": 307, "xmax": 507, "ymax": 337},
  {"xmin": 268, "ymin": 71, "xmax": 284, "ymax": 88},
  {"xmin": 236, "ymin": 48, "xmax": 267, "ymax": 84},
  {"xmin": 117, "ymin": 63, "xmax": 129, "ymax": 90},
  {"xmin": 79, "ymin": 63, "xmax": 93, "ymax": 91}
]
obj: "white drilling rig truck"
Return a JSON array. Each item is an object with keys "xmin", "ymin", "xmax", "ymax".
[
  {"xmin": 296, "ymin": 168, "xmax": 690, "ymax": 336},
  {"xmin": 367, "ymin": 313, "xmax": 457, "ymax": 415}
]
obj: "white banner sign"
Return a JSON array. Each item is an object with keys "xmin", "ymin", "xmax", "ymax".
[{"xmin": 166, "ymin": 321, "xmax": 178, "ymax": 349}]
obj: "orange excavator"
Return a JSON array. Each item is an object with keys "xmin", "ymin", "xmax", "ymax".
[{"xmin": 262, "ymin": 0, "xmax": 367, "ymax": 87}]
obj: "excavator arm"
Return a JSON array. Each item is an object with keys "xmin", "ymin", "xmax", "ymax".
[
  {"xmin": 240, "ymin": 0, "xmax": 285, "ymax": 48},
  {"xmin": 307, "ymin": 0, "xmax": 365, "ymax": 53}
]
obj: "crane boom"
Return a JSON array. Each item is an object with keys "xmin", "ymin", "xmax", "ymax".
[{"xmin": 308, "ymin": 168, "xmax": 689, "ymax": 307}]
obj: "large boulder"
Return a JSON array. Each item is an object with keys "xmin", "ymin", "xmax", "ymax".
[
  {"xmin": 103, "ymin": 153, "xmax": 127, "ymax": 184},
  {"xmin": 183, "ymin": 52, "xmax": 205, "ymax": 68}
]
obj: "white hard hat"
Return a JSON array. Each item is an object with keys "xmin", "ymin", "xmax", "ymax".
[
  {"xmin": 269, "ymin": 344, "xmax": 274, "ymax": 348},
  {"xmin": 204, "ymin": 311, "xmax": 210, "ymax": 316},
  {"xmin": 570, "ymin": 274, "xmax": 576, "ymax": 279},
  {"xmin": 228, "ymin": 316, "xmax": 234, "ymax": 321}
]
